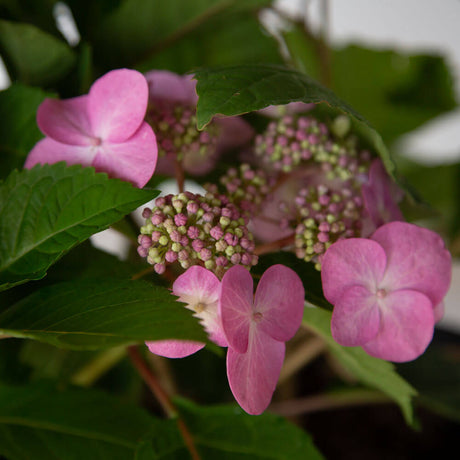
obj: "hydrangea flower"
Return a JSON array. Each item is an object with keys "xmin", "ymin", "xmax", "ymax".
[
  {"xmin": 138, "ymin": 191, "xmax": 258, "ymax": 277},
  {"xmin": 145, "ymin": 69, "xmax": 253, "ymax": 175},
  {"xmin": 147, "ymin": 265, "xmax": 227, "ymax": 358},
  {"xmin": 220, "ymin": 264, "xmax": 305, "ymax": 415},
  {"xmin": 321, "ymin": 221, "xmax": 452, "ymax": 362},
  {"xmin": 25, "ymin": 69, "xmax": 158, "ymax": 188}
]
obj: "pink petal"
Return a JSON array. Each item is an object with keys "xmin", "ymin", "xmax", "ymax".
[
  {"xmin": 373, "ymin": 222, "xmax": 452, "ymax": 306},
  {"xmin": 227, "ymin": 330, "xmax": 285, "ymax": 415},
  {"xmin": 331, "ymin": 285, "xmax": 380, "ymax": 346},
  {"xmin": 24, "ymin": 137, "xmax": 96, "ymax": 169},
  {"xmin": 37, "ymin": 95, "xmax": 93, "ymax": 145},
  {"xmin": 92, "ymin": 122, "xmax": 157, "ymax": 187},
  {"xmin": 433, "ymin": 301, "xmax": 445, "ymax": 323},
  {"xmin": 214, "ymin": 117, "xmax": 254, "ymax": 153},
  {"xmin": 362, "ymin": 159, "xmax": 404, "ymax": 228},
  {"xmin": 321, "ymin": 238, "xmax": 387, "ymax": 305},
  {"xmin": 253, "ymin": 264, "xmax": 305, "ymax": 342},
  {"xmin": 220, "ymin": 265, "xmax": 254, "ymax": 353},
  {"xmin": 146, "ymin": 340, "xmax": 204, "ymax": 358},
  {"xmin": 363, "ymin": 289, "xmax": 434, "ymax": 362},
  {"xmin": 145, "ymin": 70, "xmax": 197, "ymax": 105},
  {"xmin": 182, "ymin": 148, "xmax": 218, "ymax": 176},
  {"xmin": 173, "ymin": 266, "xmax": 227, "ymax": 347},
  {"xmin": 88, "ymin": 69, "xmax": 149, "ymax": 142}
]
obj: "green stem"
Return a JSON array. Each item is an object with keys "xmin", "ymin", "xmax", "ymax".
[
  {"xmin": 278, "ymin": 336, "xmax": 326, "ymax": 385},
  {"xmin": 269, "ymin": 389, "xmax": 390, "ymax": 417},
  {"xmin": 70, "ymin": 346, "xmax": 127, "ymax": 387}
]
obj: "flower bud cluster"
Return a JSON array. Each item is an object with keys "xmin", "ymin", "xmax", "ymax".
[
  {"xmin": 204, "ymin": 164, "xmax": 275, "ymax": 217},
  {"xmin": 293, "ymin": 184, "xmax": 365, "ymax": 270},
  {"xmin": 254, "ymin": 114, "xmax": 371, "ymax": 179},
  {"xmin": 146, "ymin": 102, "xmax": 219, "ymax": 164},
  {"xmin": 138, "ymin": 192, "xmax": 258, "ymax": 277}
]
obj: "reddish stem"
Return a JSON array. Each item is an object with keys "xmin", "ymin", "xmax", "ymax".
[
  {"xmin": 128, "ymin": 346, "xmax": 201, "ymax": 460},
  {"xmin": 254, "ymin": 234, "xmax": 296, "ymax": 256}
]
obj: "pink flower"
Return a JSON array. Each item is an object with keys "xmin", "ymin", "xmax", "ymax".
[
  {"xmin": 25, "ymin": 69, "xmax": 158, "ymax": 188},
  {"xmin": 145, "ymin": 70, "xmax": 254, "ymax": 176},
  {"xmin": 146, "ymin": 266, "xmax": 227, "ymax": 358},
  {"xmin": 321, "ymin": 221, "xmax": 452, "ymax": 362},
  {"xmin": 220, "ymin": 264, "xmax": 305, "ymax": 415},
  {"xmin": 362, "ymin": 159, "xmax": 405, "ymax": 229}
]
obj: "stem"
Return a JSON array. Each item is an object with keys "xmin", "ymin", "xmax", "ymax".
[
  {"xmin": 278, "ymin": 337, "xmax": 326, "ymax": 385},
  {"xmin": 254, "ymin": 234, "xmax": 295, "ymax": 256},
  {"xmin": 269, "ymin": 389, "xmax": 390, "ymax": 417},
  {"xmin": 71, "ymin": 346, "xmax": 126, "ymax": 387},
  {"xmin": 174, "ymin": 157, "xmax": 185, "ymax": 193},
  {"xmin": 131, "ymin": 265, "xmax": 156, "ymax": 280},
  {"xmin": 128, "ymin": 346, "xmax": 201, "ymax": 460}
]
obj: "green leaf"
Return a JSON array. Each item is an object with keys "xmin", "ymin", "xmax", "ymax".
[
  {"xmin": 137, "ymin": 11, "xmax": 282, "ymax": 74},
  {"xmin": 302, "ymin": 307, "xmax": 416, "ymax": 425},
  {"xmin": 398, "ymin": 343, "xmax": 460, "ymax": 423},
  {"xmin": 0, "ymin": 382, "xmax": 155, "ymax": 459},
  {"xmin": 137, "ymin": 398, "xmax": 324, "ymax": 459},
  {"xmin": 194, "ymin": 64, "xmax": 395, "ymax": 174},
  {"xmin": 0, "ymin": 84, "xmax": 52, "ymax": 177},
  {"xmin": 396, "ymin": 157, "xmax": 460, "ymax": 236},
  {"xmin": 79, "ymin": 0, "xmax": 270, "ymax": 69},
  {"xmin": 0, "ymin": 163, "xmax": 158, "ymax": 291},
  {"xmin": 0, "ymin": 278, "xmax": 206, "ymax": 350},
  {"xmin": 0, "ymin": 19, "xmax": 76, "ymax": 86},
  {"xmin": 282, "ymin": 25, "xmax": 457, "ymax": 143}
]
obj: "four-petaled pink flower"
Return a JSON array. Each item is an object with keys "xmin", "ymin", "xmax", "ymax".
[
  {"xmin": 25, "ymin": 68, "xmax": 158, "ymax": 188},
  {"xmin": 147, "ymin": 265, "xmax": 227, "ymax": 358},
  {"xmin": 321, "ymin": 221, "xmax": 452, "ymax": 362},
  {"xmin": 220, "ymin": 264, "xmax": 305, "ymax": 415}
]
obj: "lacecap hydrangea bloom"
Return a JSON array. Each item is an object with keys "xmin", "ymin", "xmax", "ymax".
[
  {"xmin": 321, "ymin": 221, "xmax": 452, "ymax": 362},
  {"xmin": 25, "ymin": 69, "xmax": 158, "ymax": 188},
  {"xmin": 144, "ymin": 70, "xmax": 253, "ymax": 176}
]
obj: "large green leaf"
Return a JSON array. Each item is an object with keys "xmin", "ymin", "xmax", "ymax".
[
  {"xmin": 0, "ymin": 19, "xmax": 76, "ymax": 86},
  {"xmin": 0, "ymin": 163, "xmax": 158, "ymax": 291},
  {"xmin": 0, "ymin": 278, "xmax": 206, "ymax": 349},
  {"xmin": 302, "ymin": 307, "xmax": 416, "ymax": 425},
  {"xmin": 137, "ymin": 11, "xmax": 282, "ymax": 74},
  {"xmin": 137, "ymin": 398, "xmax": 324, "ymax": 459},
  {"xmin": 0, "ymin": 383, "xmax": 155, "ymax": 459},
  {"xmin": 194, "ymin": 64, "xmax": 395, "ymax": 174},
  {"xmin": 282, "ymin": 25, "xmax": 456, "ymax": 143},
  {"xmin": 82, "ymin": 0, "xmax": 272, "ymax": 70},
  {"xmin": 0, "ymin": 84, "xmax": 51, "ymax": 177}
]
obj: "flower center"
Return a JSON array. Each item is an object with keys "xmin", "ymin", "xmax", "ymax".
[
  {"xmin": 252, "ymin": 312, "xmax": 263, "ymax": 322},
  {"xmin": 376, "ymin": 289, "xmax": 387, "ymax": 299},
  {"xmin": 194, "ymin": 302, "xmax": 206, "ymax": 313},
  {"xmin": 91, "ymin": 137, "xmax": 102, "ymax": 146}
]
